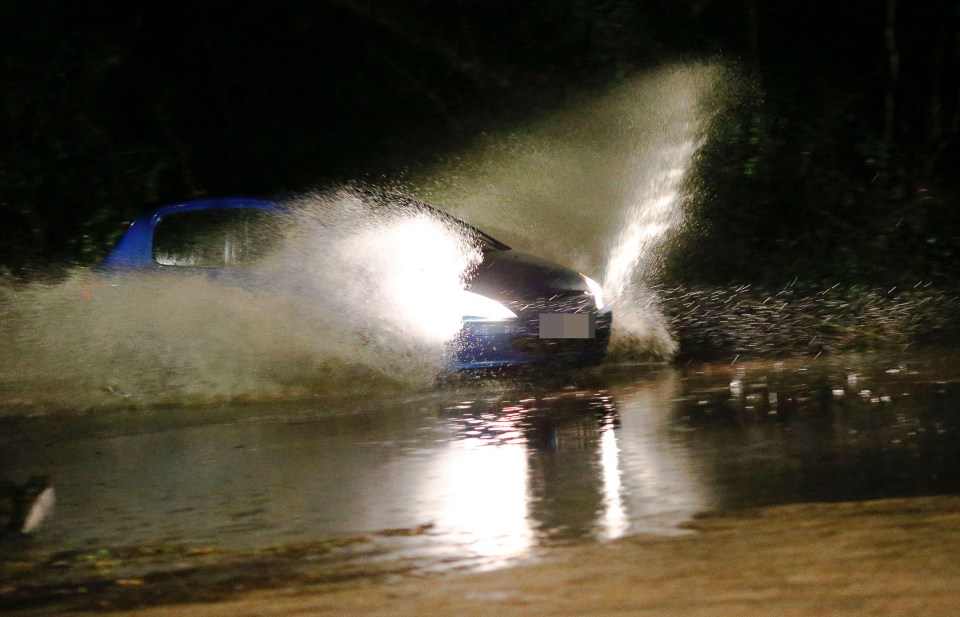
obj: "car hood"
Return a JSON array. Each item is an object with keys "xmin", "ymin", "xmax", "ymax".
[{"xmin": 467, "ymin": 250, "xmax": 590, "ymax": 300}]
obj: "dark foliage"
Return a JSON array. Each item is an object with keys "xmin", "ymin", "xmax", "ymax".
[
  {"xmin": 670, "ymin": 0, "xmax": 960, "ymax": 286},
  {"xmin": 1, "ymin": 1, "xmax": 958, "ymax": 285}
]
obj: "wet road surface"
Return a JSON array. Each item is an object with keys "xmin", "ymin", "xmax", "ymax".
[{"xmin": 2, "ymin": 351, "xmax": 960, "ymax": 574}]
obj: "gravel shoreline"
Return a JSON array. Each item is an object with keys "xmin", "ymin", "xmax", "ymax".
[{"xmin": 84, "ymin": 495, "xmax": 960, "ymax": 617}]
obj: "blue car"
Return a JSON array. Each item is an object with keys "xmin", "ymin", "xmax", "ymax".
[{"xmin": 102, "ymin": 195, "xmax": 612, "ymax": 370}]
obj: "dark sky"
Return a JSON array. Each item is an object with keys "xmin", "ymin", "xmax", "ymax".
[
  {"xmin": 1, "ymin": 1, "xmax": 958, "ymax": 275},
  {"xmin": 3, "ymin": 1, "xmax": 952, "ymax": 191}
]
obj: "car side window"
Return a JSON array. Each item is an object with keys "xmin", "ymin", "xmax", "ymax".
[{"xmin": 153, "ymin": 209, "xmax": 283, "ymax": 267}]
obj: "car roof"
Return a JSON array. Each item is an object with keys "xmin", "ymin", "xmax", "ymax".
[{"xmin": 102, "ymin": 193, "xmax": 509, "ymax": 270}]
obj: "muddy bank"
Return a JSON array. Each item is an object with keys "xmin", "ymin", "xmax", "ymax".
[{"xmin": 6, "ymin": 495, "xmax": 959, "ymax": 616}]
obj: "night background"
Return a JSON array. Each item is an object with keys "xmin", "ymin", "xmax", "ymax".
[
  {"xmin": 7, "ymin": 4, "xmax": 960, "ymax": 610},
  {"xmin": 2, "ymin": 0, "xmax": 958, "ymax": 286}
]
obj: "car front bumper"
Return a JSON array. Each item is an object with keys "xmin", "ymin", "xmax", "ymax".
[{"xmin": 451, "ymin": 307, "xmax": 612, "ymax": 370}]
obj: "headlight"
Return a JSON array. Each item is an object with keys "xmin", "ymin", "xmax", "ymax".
[
  {"xmin": 461, "ymin": 291, "xmax": 517, "ymax": 321},
  {"xmin": 580, "ymin": 274, "xmax": 606, "ymax": 310}
]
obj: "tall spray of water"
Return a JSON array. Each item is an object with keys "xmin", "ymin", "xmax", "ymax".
[
  {"xmin": 412, "ymin": 63, "xmax": 723, "ymax": 356},
  {"xmin": 0, "ymin": 64, "xmax": 723, "ymax": 411}
]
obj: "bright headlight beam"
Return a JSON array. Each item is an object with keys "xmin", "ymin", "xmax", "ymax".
[
  {"xmin": 461, "ymin": 291, "xmax": 517, "ymax": 321},
  {"xmin": 580, "ymin": 274, "xmax": 606, "ymax": 310}
]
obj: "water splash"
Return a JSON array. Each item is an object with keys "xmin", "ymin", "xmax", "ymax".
[
  {"xmin": 410, "ymin": 63, "xmax": 723, "ymax": 357},
  {"xmin": 0, "ymin": 64, "xmax": 725, "ymax": 410},
  {"xmin": 275, "ymin": 190, "xmax": 482, "ymax": 348},
  {"xmin": 604, "ymin": 127, "xmax": 703, "ymax": 297},
  {"xmin": 0, "ymin": 189, "xmax": 481, "ymax": 411}
]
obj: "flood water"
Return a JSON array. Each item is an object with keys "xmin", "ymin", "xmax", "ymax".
[
  {"xmin": 4, "ymin": 64, "xmax": 957, "ymax": 601},
  {"xmin": 3, "ymin": 350, "xmax": 959, "ymax": 573}
]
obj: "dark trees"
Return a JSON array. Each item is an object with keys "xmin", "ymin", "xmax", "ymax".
[
  {"xmin": 675, "ymin": 0, "xmax": 960, "ymax": 285},
  {"xmin": 1, "ymin": 1, "xmax": 958, "ymax": 285}
]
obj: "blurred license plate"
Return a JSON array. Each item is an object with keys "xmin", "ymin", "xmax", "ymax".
[{"xmin": 539, "ymin": 313, "xmax": 596, "ymax": 339}]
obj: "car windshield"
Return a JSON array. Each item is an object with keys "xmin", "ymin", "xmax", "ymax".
[{"xmin": 153, "ymin": 208, "xmax": 286, "ymax": 267}]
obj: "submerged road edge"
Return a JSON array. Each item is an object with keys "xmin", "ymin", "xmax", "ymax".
[{"xmin": 16, "ymin": 495, "xmax": 956, "ymax": 617}]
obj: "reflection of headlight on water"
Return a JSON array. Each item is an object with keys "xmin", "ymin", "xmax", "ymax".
[{"xmin": 415, "ymin": 439, "xmax": 533, "ymax": 568}]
